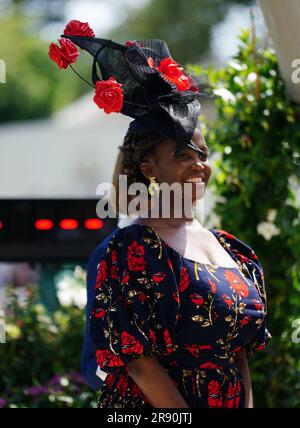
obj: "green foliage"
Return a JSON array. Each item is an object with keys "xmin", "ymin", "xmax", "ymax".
[
  {"xmin": 111, "ymin": 0, "xmax": 253, "ymax": 63},
  {"xmin": 0, "ymin": 285, "xmax": 98, "ymax": 408},
  {"xmin": 0, "ymin": 14, "xmax": 91, "ymax": 123},
  {"xmin": 193, "ymin": 29, "xmax": 300, "ymax": 407}
]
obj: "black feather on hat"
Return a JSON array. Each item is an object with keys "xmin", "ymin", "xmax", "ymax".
[{"xmin": 49, "ymin": 20, "xmax": 213, "ymax": 154}]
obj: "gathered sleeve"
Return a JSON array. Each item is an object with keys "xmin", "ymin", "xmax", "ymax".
[
  {"xmin": 243, "ymin": 256, "xmax": 272, "ymax": 358},
  {"xmin": 89, "ymin": 224, "xmax": 180, "ymax": 374},
  {"xmin": 216, "ymin": 229, "xmax": 272, "ymax": 359}
]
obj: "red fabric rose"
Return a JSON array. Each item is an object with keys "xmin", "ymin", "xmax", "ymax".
[
  {"xmin": 121, "ymin": 331, "xmax": 144, "ymax": 355},
  {"xmin": 48, "ymin": 38, "xmax": 79, "ymax": 69},
  {"xmin": 96, "ymin": 349, "xmax": 125, "ymax": 369},
  {"xmin": 125, "ymin": 40, "xmax": 135, "ymax": 47},
  {"xmin": 63, "ymin": 20, "xmax": 95, "ymax": 38},
  {"xmin": 127, "ymin": 240, "xmax": 146, "ymax": 272},
  {"xmin": 157, "ymin": 58, "xmax": 190, "ymax": 91},
  {"xmin": 95, "ymin": 260, "xmax": 107, "ymax": 288},
  {"xmin": 93, "ymin": 77, "xmax": 124, "ymax": 114}
]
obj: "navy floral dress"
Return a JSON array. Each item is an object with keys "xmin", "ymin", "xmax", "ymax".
[{"xmin": 90, "ymin": 224, "xmax": 271, "ymax": 408}]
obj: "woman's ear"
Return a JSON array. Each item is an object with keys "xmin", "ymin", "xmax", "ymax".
[{"xmin": 140, "ymin": 160, "xmax": 154, "ymax": 179}]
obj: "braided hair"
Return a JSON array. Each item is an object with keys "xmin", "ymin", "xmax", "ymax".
[
  {"xmin": 112, "ymin": 128, "xmax": 165, "ymax": 215},
  {"xmin": 119, "ymin": 128, "xmax": 165, "ymax": 188}
]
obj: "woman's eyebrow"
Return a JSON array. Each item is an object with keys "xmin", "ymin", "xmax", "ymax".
[{"xmin": 187, "ymin": 141, "xmax": 209, "ymax": 153}]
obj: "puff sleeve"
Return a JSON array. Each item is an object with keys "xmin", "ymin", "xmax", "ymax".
[
  {"xmin": 89, "ymin": 224, "xmax": 180, "ymax": 374},
  {"xmin": 240, "ymin": 243, "xmax": 272, "ymax": 358}
]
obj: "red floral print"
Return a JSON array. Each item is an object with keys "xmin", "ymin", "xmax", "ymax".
[
  {"xmin": 121, "ymin": 331, "xmax": 144, "ymax": 355},
  {"xmin": 208, "ymin": 278, "xmax": 217, "ymax": 294},
  {"xmin": 91, "ymin": 308, "xmax": 105, "ymax": 318},
  {"xmin": 253, "ymin": 298, "xmax": 263, "ymax": 311},
  {"xmin": 190, "ymin": 293, "xmax": 204, "ymax": 307},
  {"xmin": 110, "ymin": 250, "xmax": 119, "ymax": 280},
  {"xmin": 127, "ymin": 240, "xmax": 147, "ymax": 272},
  {"xmin": 89, "ymin": 224, "xmax": 270, "ymax": 408},
  {"xmin": 148, "ymin": 329, "xmax": 157, "ymax": 346},
  {"xmin": 208, "ymin": 379, "xmax": 223, "ymax": 408},
  {"xmin": 152, "ymin": 272, "xmax": 167, "ymax": 283},
  {"xmin": 222, "ymin": 293, "xmax": 233, "ymax": 309},
  {"xmin": 95, "ymin": 260, "xmax": 107, "ymax": 288},
  {"xmin": 96, "ymin": 349, "xmax": 125, "ymax": 369},
  {"xmin": 224, "ymin": 270, "xmax": 249, "ymax": 298},
  {"xmin": 172, "ymin": 291, "xmax": 180, "ymax": 304},
  {"xmin": 115, "ymin": 373, "xmax": 129, "ymax": 398},
  {"xmin": 223, "ymin": 382, "xmax": 236, "ymax": 408},
  {"xmin": 178, "ymin": 266, "xmax": 190, "ymax": 292},
  {"xmin": 163, "ymin": 329, "xmax": 174, "ymax": 354}
]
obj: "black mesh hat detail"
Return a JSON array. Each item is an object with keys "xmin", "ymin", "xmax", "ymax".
[{"xmin": 62, "ymin": 35, "xmax": 213, "ymax": 154}]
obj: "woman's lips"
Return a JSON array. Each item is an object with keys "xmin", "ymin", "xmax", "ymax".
[{"xmin": 184, "ymin": 175, "xmax": 205, "ymax": 183}]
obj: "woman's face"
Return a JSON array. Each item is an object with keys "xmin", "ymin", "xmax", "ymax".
[{"xmin": 140, "ymin": 127, "xmax": 212, "ymax": 203}]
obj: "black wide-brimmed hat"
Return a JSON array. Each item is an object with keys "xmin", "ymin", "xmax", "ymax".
[{"xmin": 49, "ymin": 20, "xmax": 213, "ymax": 154}]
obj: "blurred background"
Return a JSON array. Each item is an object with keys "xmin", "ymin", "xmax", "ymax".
[{"xmin": 0, "ymin": 0, "xmax": 300, "ymax": 408}]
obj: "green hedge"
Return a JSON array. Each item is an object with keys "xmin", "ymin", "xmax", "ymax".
[
  {"xmin": 193, "ymin": 29, "xmax": 300, "ymax": 407},
  {"xmin": 0, "ymin": 286, "xmax": 98, "ymax": 408}
]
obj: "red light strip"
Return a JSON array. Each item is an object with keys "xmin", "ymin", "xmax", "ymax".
[
  {"xmin": 35, "ymin": 219, "xmax": 54, "ymax": 230},
  {"xmin": 84, "ymin": 218, "xmax": 104, "ymax": 230},
  {"xmin": 59, "ymin": 219, "xmax": 79, "ymax": 230}
]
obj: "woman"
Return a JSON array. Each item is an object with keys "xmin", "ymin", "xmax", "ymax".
[{"xmin": 49, "ymin": 22, "xmax": 271, "ymax": 408}]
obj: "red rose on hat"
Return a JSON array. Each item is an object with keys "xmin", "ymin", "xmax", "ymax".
[
  {"xmin": 93, "ymin": 77, "xmax": 124, "ymax": 114},
  {"xmin": 48, "ymin": 38, "xmax": 79, "ymax": 69},
  {"xmin": 157, "ymin": 58, "xmax": 190, "ymax": 91},
  {"xmin": 64, "ymin": 20, "xmax": 95, "ymax": 38}
]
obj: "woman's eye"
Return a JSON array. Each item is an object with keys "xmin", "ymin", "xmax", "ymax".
[{"xmin": 199, "ymin": 152, "xmax": 208, "ymax": 161}]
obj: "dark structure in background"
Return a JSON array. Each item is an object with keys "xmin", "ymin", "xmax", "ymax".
[
  {"xmin": 0, "ymin": 199, "xmax": 117, "ymax": 311},
  {"xmin": 0, "ymin": 199, "xmax": 117, "ymax": 261}
]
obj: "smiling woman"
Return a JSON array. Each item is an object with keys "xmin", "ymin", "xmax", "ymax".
[{"xmin": 49, "ymin": 20, "xmax": 271, "ymax": 408}]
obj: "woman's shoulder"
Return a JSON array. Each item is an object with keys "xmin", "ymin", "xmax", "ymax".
[
  {"xmin": 105, "ymin": 223, "xmax": 163, "ymax": 256},
  {"xmin": 212, "ymin": 227, "xmax": 260, "ymax": 264}
]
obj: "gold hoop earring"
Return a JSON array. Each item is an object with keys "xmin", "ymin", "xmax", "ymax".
[{"xmin": 148, "ymin": 176, "xmax": 159, "ymax": 196}]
